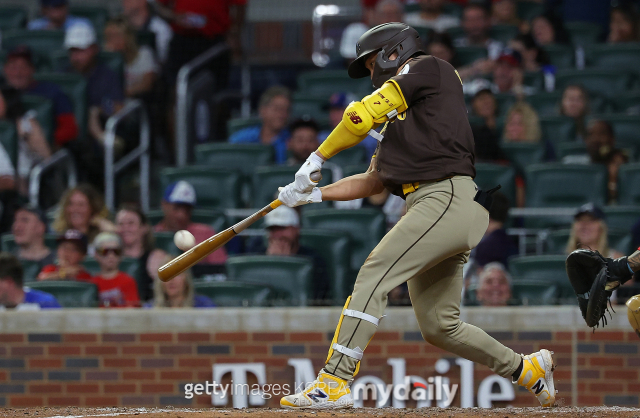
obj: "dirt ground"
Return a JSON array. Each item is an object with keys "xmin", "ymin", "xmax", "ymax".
[{"xmin": 2, "ymin": 406, "xmax": 640, "ymax": 418}]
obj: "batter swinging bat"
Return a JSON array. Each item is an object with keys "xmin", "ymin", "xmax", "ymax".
[{"xmin": 157, "ymin": 171, "xmax": 323, "ymax": 282}]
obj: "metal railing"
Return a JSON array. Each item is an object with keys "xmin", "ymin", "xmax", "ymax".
[
  {"xmin": 104, "ymin": 99, "xmax": 150, "ymax": 213},
  {"xmin": 29, "ymin": 148, "xmax": 77, "ymax": 208},
  {"xmin": 175, "ymin": 43, "xmax": 229, "ymax": 167}
]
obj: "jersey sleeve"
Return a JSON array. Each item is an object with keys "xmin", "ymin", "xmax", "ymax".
[{"xmin": 389, "ymin": 56, "xmax": 441, "ymax": 106}]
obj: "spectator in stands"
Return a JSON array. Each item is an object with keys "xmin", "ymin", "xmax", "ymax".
[
  {"xmin": 608, "ymin": 5, "xmax": 639, "ymax": 43},
  {"xmin": 425, "ymin": 33, "xmax": 457, "ymax": 66},
  {"xmin": 0, "ymin": 86, "xmax": 51, "ymax": 196},
  {"xmin": 503, "ymin": 102, "xmax": 541, "ymax": 144},
  {"xmin": 3, "ymin": 46, "xmax": 79, "ymax": 147},
  {"xmin": 0, "ymin": 253, "xmax": 61, "ymax": 309},
  {"xmin": 509, "ymin": 33, "xmax": 551, "ymax": 73},
  {"xmin": 476, "ymin": 262, "xmax": 512, "ymax": 307},
  {"xmin": 530, "ymin": 14, "xmax": 569, "ymax": 46},
  {"xmin": 229, "ymin": 86, "xmax": 291, "ymax": 164},
  {"xmin": 122, "ymin": 0, "xmax": 173, "ymax": 63},
  {"xmin": 11, "ymin": 205, "xmax": 55, "ymax": 270},
  {"xmin": 115, "ymin": 205, "xmax": 168, "ymax": 302},
  {"xmin": 454, "ymin": 3, "xmax": 503, "ymax": 60},
  {"xmin": 28, "ymin": 0, "xmax": 93, "ymax": 31},
  {"xmin": 287, "ymin": 118, "xmax": 320, "ymax": 166},
  {"xmin": 463, "ymin": 50, "xmax": 534, "ymax": 96},
  {"xmin": 52, "ymin": 184, "xmax": 116, "ymax": 245},
  {"xmin": 64, "ymin": 24, "xmax": 125, "ymax": 149},
  {"xmin": 0, "ymin": 141, "xmax": 17, "ymax": 234},
  {"xmin": 469, "ymin": 89, "xmax": 503, "ymax": 162},
  {"xmin": 404, "ymin": 0, "xmax": 461, "ymax": 32},
  {"xmin": 566, "ymin": 203, "xmax": 624, "ymax": 259},
  {"xmin": 37, "ymin": 229, "xmax": 92, "ymax": 281},
  {"xmin": 473, "ymin": 192, "xmax": 517, "ymax": 268},
  {"xmin": 104, "ymin": 17, "xmax": 159, "ymax": 100},
  {"xmin": 154, "ymin": 181, "xmax": 227, "ymax": 265},
  {"xmin": 491, "ymin": 0, "xmax": 520, "ymax": 26},
  {"xmin": 560, "ymin": 84, "xmax": 589, "ymax": 140},
  {"xmin": 584, "ymin": 120, "xmax": 628, "ymax": 203},
  {"xmin": 90, "ymin": 232, "xmax": 140, "ymax": 308},
  {"xmin": 147, "ymin": 256, "xmax": 214, "ymax": 308}
]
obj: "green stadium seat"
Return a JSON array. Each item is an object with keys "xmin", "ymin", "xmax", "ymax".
[
  {"xmin": 227, "ymin": 117, "xmax": 261, "ymax": 136},
  {"xmin": 193, "ymin": 281, "xmax": 276, "ymax": 307},
  {"xmin": 442, "ymin": 2, "xmax": 463, "ymax": 18},
  {"xmin": 68, "ymin": 6, "xmax": 109, "ymax": 35},
  {"xmin": 593, "ymin": 115, "xmax": 640, "ymax": 155},
  {"xmin": 610, "ymin": 92, "xmax": 640, "ymax": 114},
  {"xmin": 527, "ymin": 92, "xmax": 561, "ymax": 117},
  {"xmin": 330, "ymin": 146, "xmax": 366, "ymax": 168},
  {"xmin": 523, "ymin": 71, "xmax": 544, "ymax": 90},
  {"xmin": 490, "ymin": 25, "xmax": 519, "ymax": 44},
  {"xmin": 19, "ymin": 259, "xmax": 43, "ymax": 283},
  {"xmin": 297, "ymin": 70, "xmax": 372, "ymax": 99},
  {"xmin": 22, "ymin": 95, "xmax": 55, "ymax": 146},
  {"xmin": 0, "ymin": 7, "xmax": 27, "ymax": 30},
  {"xmin": 444, "ymin": 26, "xmax": 465, "ymax": 42},
  {"xmin": 251, "ymin": 166, "xmax": 332, "ymax": 208},
  {"xmin": 587, "ymin": 44, "xmax": 640, "ymax": 76},
  {"xmin": 27, "ymin": 281, "xmax": 98, "ymax": 308},
  {"xmin": 543, "ymin": 229, "xmax": 570, "ymax": 254},
  {"xmin": 81, "ymin": 257, "xmax": 139, "ymax": 276},
  {"xmin": 565, "ymin": 22, "xmax": 602, "ymax": 47},
  {"xmin": 511, "ymin": 280, "xmax": 560, "ymax": 306},
  {"xmin": 494, "ymin": 93, "xmax": 517, "ymax": 117},
  {"xmin": 474, "ymin": 163, "xmax": 516, "ymax": 205},
  {"xmin": 147, "ymin": 209, "xmax": 227, "ymax": 233},
  {"xmin": 618, "ymin": 164, "xmax": 640, "ymax": 206},
  {"xmin": 602, "ymin": 206, "xmax": 640, "ymax": 231},
  {"xmin": 302, "ymin": 209, "xmax": 385, "ymax": 273},
  {"xmin": 500, "ymin": 142, "xmax": 545, "ymax": 174},
  {"xmin": 544, "ymin": 44, "xmax": 575, "ymax": 70},
  {"xmin": 555, "ymin": 69, "xmax": 632, "ymax": 99},
  {"xmin": 225, "ymin": 255, "xmax": 315, "ymax": 306},
  {"xmin": 524, "ymin": 163, "xmax": 607, "ymax": 207},
  {"xmin": 545, "ymin": 228, "xmax": 632, "ymax": 255},
  {"xmin": 539, "ymin": 116, "xmax": 576, "ymax": 142},
  {"xmin": 136, "ymin": 31, "xmax": 156, "ymax": 50},
  {"xmin": 195, "ymin": 143, "xmax": 273, "ymax": 177},
  {"xmin": 1, "ymin": 233, "xmax": 58, "ymax": 253},
  {"xmin": 160, "ymin": 167, "xmax": 242, "ymax": 209},
  {"xmin": 454, "ymin": 46, "xmax": 487, "ymax": 66},
  {"xmin": 2, "ymin": 29, "xmax": 65, "ymax": 54},
  {"xmin": 0, "ymin": 121, "xmax": 18, "ymax": 168},
  {"xmin": 556, "ymin": 142, "xmax": 587, "ymax": 159},
  {"xmin": 33, "ymin": 73, "xmax": 87, "ymax": 140},
  {"xmin": 153, "ymin": 231, "xmax": 180, "ymax": 255},
  {"xmin": 516, "ymin": 1, "xmax": 544, "ymax": 21},
  {"xmin": 342, "ymin": 164, "xmax": 370, "ymax": 178},
  {"xmin": 299, "ymin": 229, "xmax": 351, "ymax": 304},
  {"xmin": 508, "ymin": 255, "xmax": 573, "ymax": 300},
  {"xmin": 290, "ymin": 95, "xmax": 327, "ymax": 119}
]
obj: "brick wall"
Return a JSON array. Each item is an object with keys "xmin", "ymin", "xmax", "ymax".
[{"xmin": 1, "ymin": 329, "xmax": 638, "ymax": 408}]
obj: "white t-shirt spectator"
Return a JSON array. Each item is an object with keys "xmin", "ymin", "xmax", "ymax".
[
  {"xmin": 126, "ymin": 46, "xmax": 159, "ymax": 91},
  {"xmin": 0, "ymin": 143, "xmax": 15, "ymax": 178},
  {"xmin": 147, "ymin": 16, "xmax": 173, "ymax": 63},
  {"xmin": 404, "ymin": 13, "xmax": 460, "ymax": 33}
]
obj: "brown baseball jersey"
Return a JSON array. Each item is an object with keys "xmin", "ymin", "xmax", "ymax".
[{"xmin": 375, "ymin": 55, "xmax": 476, "ymax": 197}]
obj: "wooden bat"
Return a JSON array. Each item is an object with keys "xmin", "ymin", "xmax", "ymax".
[{"xmin": 157, "ymin": 171, "xmax": 322, "ymax": 282}]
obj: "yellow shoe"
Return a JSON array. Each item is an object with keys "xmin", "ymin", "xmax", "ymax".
[
  {"xmin": 516, "ymin": 349, "xmax": 556, "ymax": 407},
  {"xmin": 280, "ymin": 371, "xmax": 353, "ymax": 409}
]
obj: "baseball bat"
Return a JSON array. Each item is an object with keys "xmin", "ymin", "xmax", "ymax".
[{"xmin": 157, "ymin": 171, "xmax": 322, "ymax": 282}]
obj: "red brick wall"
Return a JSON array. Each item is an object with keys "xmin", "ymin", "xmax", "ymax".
[{"xmin": 0, "ymin": 330, "xmax": 638, "ymax": 408}]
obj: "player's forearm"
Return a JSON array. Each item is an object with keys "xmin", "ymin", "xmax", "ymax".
[
  {"xmin": 627, "ymin": 250, "xmax": 640, "ymax": 272},
  {"xmin": 320, "ymin": 172, "xmax": 385, "ymax": 201}
]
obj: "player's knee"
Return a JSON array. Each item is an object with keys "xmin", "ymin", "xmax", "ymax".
[{"xmin": 420, "ymin": 319, "xmax": 461, "ymax": 345}]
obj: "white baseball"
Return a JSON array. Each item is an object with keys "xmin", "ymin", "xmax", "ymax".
[{"xmin": 174, "ymin": 230, "xmax": 196, "ymax": 251}]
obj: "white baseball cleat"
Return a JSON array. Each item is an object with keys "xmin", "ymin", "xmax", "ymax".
[
  {"xmin": 280, "ymin": 371, "xmax": 353, "ymax": 409},
  {"xmin": 515, "ymin": 349, "xmax": 557, "ymax": 407}
]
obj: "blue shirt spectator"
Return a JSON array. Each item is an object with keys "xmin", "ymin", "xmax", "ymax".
[
  {"xmin": 29, "ymin": 15, "xmax": 92, "ymax": 31},
  {"xmin": 23, "ymin": 288, "xmax": 62, "ymax": 308},
  {"xmin": 230, "ymin": 126, "xmax": 289, "ymax": 164},
  {"xmin": 28, "ymin": 0, "xmax": 93, "ymax": 31},
  {"xmin": 0, "ymin": 253, "xmax": 61, "ymax": 309}
]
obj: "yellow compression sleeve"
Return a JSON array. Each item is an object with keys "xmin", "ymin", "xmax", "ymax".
[{"xmin": 317, "ymin": 121, "xmax": 372, "ymax": 159}]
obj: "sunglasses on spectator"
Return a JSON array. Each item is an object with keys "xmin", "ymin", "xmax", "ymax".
[{"xmin": 97, "ymin": 248, "xmax": 122, "ymax": 257}]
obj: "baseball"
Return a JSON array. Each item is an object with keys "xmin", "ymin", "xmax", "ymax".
[{"xmin": 174, "ymin": 230, "xmax": 196, "ymax": 251}]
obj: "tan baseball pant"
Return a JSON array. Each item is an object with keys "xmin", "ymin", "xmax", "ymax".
[{"xmin": 324, "ymin": 176, "xmax": 522, "ymax": 380}]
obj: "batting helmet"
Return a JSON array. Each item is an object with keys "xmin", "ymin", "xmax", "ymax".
[{"xmin": 347, "ymin": 22, "xmax": 426, "ymax": 89}]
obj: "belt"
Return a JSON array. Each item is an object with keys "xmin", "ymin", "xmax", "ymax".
[{"xmin": 402, "ymin": 176, "xmax": 455, "ymax": 196}]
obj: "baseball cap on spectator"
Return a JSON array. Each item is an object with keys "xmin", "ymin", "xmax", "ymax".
[
  {"xmin": 41, "ymin": 0, "xmax": 67, "ymax": 6},
  {"xmin": 264, "ymin": 206, "xmax": 300, "ymax": 228},
  {"xmin": 17, "ymin": 203, "xmax": 48, "ymax": 227},
  {"xmin": 163, "ymin": 181, "xmax": 197, "ymax": 206},
  {"xmin": 575, "ymin": 203, "xmax": 605, "ymax": 221},
  {"xmin": 496, "ymin": 49, "xmax": 522, "ymax": 68},
  {"xmin": 93, "ymin": 232, "xmax": 122, "ymax": 250},
  {"xmin": 324, "ymin": 92, "xmax": 357, "ymax": 110},
  {"xmin": 57, "ymin": 229, "xmax": 88, "ymax": 254},
  {"xmin": 6, "ymin": 45, "xmax": 34, "ymax": 66},
  {"xmin": 64, "ymin": 24, "xmax": 97, "ymax": 50}
]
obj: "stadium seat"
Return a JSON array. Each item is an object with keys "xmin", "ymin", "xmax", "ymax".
[
  {"xmin": 302, "ymin": 208, "xmax": 385, "ymax": 273},
  {"xmin": 494, "ymin": 93, "xmax": 517, "ymax": 117},
  {"xmin": 195, "ymin": 143, "xmax": 274, "ymax": 177},
  {"xmin": 539, "ymin": 116, "xmax": 576, "ymax": 142},
  {"xmin": 147, "ymin": 209, "xmax": 227, "ymax": 233},
  {"xmin": 525, "ymin": 163, "xmax": 608, "ymax": 207},
  {"xmin": 290, "ymin": 95, "xmax": 327, "ymax": 119},
  {"xmin": 511, "ymin": 280, "xmax": 560, "ymax": 306},
  {"xmin": 592, "ymin": 115, "xmax": 640, "ymax": 156},
  {"xmin": 602, "ymin": 206, "xmax": 640, "ymax": 231},
  {"xmin": 330, "ymin": 146, "xmax": 366, "ymax": 168},
  {"xmin": 82, "ymin": 257, "xmax": 140, "ymax": 277},
  {"xmin": 68, "ymin": 6, "xmax": 109, "ymax": 35},
  {"xmin": 454, "ymin": 46, "xmax": 488, "ymax": 66},
  {"xmin": 1, "ymin": 233, "xmax": 58, "ymax": 253},
  {"xmin": 193, "ymin": 281, "xmax": 276, "ymax": 307},
  {"xmin": 136, "ymin": 31, "xmax": 156, "ymax": 50},
  {"xmin": 555, "ymin": 69, "xmax": 632, "ymax": 99},
  {"xmin": 527, "ymin": 92, "xmax": 561, "ymax": 117},
  {"xmin": 474, "ymin": 163, "xmax": 516, "ymax": 205},
  {"xmin": 251, "ymin": 166, "xmax": 332, "ymax": 208},
  {"xmin": 610, "ymin": 92, "xmax": 640, "ymax": 114},
  {"xmin": 342, "ymin": 164, "xmax": 370, "ymax": 178},
  {"xmin": 545, "ymin": 228, "xmax": 633, "ymax": 256},
  {"xmin": 2, "ymin": 29, "xmax": 65, "ymax": 54},
  {"xmin": 500, "ymin": 142, "xmax": 545, "ymax": 174},
  {"xmin": 18, "ymin": 259, "xmax": 42, "ymax": 283},
  {"xmin": 160, "ymin": 167, "xmax": 242, "ymax": 209},
  {"xmin": 153, "ymin": 231, "xmax": 180, "ymax": 255},
  {"xmin": 33, "ymin": 73, "xmax": 87, "ymax": 140},
  {"xmin": 0, "ymin": 7, "xmax": 27, "ymax": 30},
  {"xmin": 27, "ymin": 281, "xmax": 98, "ymax": 308},
  {"xmin": 227, "ymin": 117, "xmax": 261, "ymax": 135},
  {"xmin": 587, "ymin": 44, "xmax": 640, "ymax": 76},
  {"xmin": 225, "ymin": 255, "xmax": 315, "ymax": 306},
  {"xmin": 508, "ymin": 255, "xmax": 573, "ymax": 300},
  {"xmin": 297, "ymin": 70, "xmax": 372, "ymax": 99},
  {"xmin": 490, "ymin": 25, "xmax": 519, "ymax": 44},
  {"xmin": 565, "ymin": 22, "xmax": 602, "ymax": 47},
  {"xmin": 618, "ymin": 164, "xmax": 640, "ymax": 206},
  {"xmin": 22, "ymin": 95, "xmax": 55, "ymax": 146},
  {"xmin": 555, "ymin": 142, "xmax": 587, "ymax": 159},
  {"xmin": 299, "ymin": 229, "xmax": 351, "ymax": 304},
  {"xmin": 516, "ymin": 1, "xmax": 544, "ymax": 21},
  {"xmin": 442, "ymin": 2, "xmax": 463, "ymax": 18},
  {"xmin": 544, "ymin": 44, "xmax": 575, "ymax": 70},
  {"xmin": 0, "ymin": 121, "xmax": 18, "ymax": 168},
  {"xmin": 523, "ymin": 71, "xmax": 544, "ymax": 90}
]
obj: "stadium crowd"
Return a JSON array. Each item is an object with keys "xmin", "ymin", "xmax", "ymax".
[{"xmin": 1, "ymin": 0, "xmax": 640, "ymax": 310}]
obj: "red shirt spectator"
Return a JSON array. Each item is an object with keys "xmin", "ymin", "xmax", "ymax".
[
  {"xmin": 91, "ymin": 271, "xmax": 140, "ymax": 307},
  {"xmin": 37, "ymin": 229, "xmax": 91, "ymax": 281},
  {"xmin": 39, "ymin": 264, "xmax": 92, "ymax": 281},
  {"xmin": 156, "ymin": 0, "xmax": 246, "ymax": 38}
]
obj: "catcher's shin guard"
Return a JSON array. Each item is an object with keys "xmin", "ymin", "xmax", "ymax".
[{"xmin": 325, "ymin": 296, "xmax": 381, "ymax": 378}]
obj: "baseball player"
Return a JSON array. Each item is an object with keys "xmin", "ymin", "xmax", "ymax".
[{"xmin": 277, "ymin": 23, "xmax": 556, "ymax": 409}]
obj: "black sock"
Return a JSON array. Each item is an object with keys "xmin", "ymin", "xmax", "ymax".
[{"xmin": 512, "ymin": 358, "xmax": 524, "ymax": 380}]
